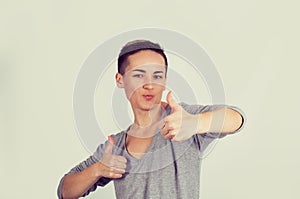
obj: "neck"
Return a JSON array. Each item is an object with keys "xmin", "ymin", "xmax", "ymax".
[{"xmin": 132, "ymin": 103, "xmax": 163, "ymax": 127}]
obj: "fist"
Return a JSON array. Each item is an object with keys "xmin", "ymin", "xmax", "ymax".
[
  {"xmin": 160, "ymin": 91, "xmax": 200, "ymax": 142},
  {"xmin": 99, "ymin": 136, "xmax": 127, "ymax": 178}
]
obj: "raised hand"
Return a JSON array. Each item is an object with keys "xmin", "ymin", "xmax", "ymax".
[
  {"xmin": 160, "ymin": 91, "xmax": 200, "ymax": 142},
  {"xmin": 98, "ymin": 136, "xmax": 127, "ymax": 178}
]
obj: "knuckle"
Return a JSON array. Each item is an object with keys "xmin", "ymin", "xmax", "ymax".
[
  {"xmin": 109, "ymin": 167, "xmax": 114, "ymax": 172},
  {"xmin": 164, "ymin": 117, "xmax": 170, "ymax": 123}
]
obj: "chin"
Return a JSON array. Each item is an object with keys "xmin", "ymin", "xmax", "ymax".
[
  {"xmin": 140, "ymin": 104, "xmax": 155, "ymax": 111},
  {"xmin": 139, "ymin": 101, "xmax": 160, "ymax": 111}
]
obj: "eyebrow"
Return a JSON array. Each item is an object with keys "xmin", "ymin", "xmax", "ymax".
[
  {"xmin": 132, "ymin": 69, "xmax": 146, "ymax": 73},
  {"xmin": 131, "ymin": 69, "xmax": 164, "ymax": 74}
]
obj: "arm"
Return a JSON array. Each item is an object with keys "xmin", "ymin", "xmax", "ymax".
[
  {"xmin": 197, "ymin": 107, "xmax": 243, "ymax": 134},
  {"xmin": 62, "ymin": 162, "xmax": 108, "ymax": 199},
  {"xmin": 59, "ymin": 137, "xmax": 127, "ymax": 199},
  {"xmin": 160, "ymin": 92, "xmax": 244, "ymax": 141}
]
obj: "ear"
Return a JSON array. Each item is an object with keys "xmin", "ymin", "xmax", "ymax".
[{"xmin": 115, "ymin": 73, "xmax": 124, "ymax": 88}]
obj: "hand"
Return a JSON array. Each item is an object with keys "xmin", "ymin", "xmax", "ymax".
[
  {"xmin": 98, "ymin": 136, "xmax": 127, "ymax": 178},
  {"xmin": 160, "ymin": 91, "xmax": 200, "ymax": 142}
]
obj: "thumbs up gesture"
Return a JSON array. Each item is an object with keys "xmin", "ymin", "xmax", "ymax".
[
  {"xmin": 160, "ymin": 91, "xmax": 200, "ymax": 142},
  {"xmin": 99, "ymin": 136, "xmax": 127, "ymax": 178}
]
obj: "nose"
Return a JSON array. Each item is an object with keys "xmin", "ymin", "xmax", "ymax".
[
  {"xmin": 142, "ymin": 75, "xmax": 153, "ymax": 90},
  {"xmin": 143, "ymin": 83, "xmax": 154, "ymax": 90}
]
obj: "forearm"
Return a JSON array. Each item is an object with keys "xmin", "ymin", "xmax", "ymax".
[
  {"xmin": 62, "ymin": 162, "xmax": 103, "ymax": 199},
  {"xmin": 197, "ymin": 108, "xmax": 243, "ymax": 134}
]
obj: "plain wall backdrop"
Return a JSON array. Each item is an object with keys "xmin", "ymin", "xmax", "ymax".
[{"xmin": 1, "ymin": 0, "xmax": 299, "ymax": 198}]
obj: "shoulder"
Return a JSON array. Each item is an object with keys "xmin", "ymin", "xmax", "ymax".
[
  {"xmin": 178, "ymin": 102, "xmax": 206, "ymax": 114},
  {"xmin": 163, "ymin": 101, "xmax": 205, "ymax": 115},
  {"xmin": 179, "ymin": 102, "xmax": 243, "ymax": 115}
]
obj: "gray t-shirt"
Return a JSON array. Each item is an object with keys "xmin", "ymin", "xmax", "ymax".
[{"xmin": 57, "ymin": 103, "xmax": 244, "ymax": 199}]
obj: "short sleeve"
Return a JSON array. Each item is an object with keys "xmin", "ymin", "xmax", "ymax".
[
  {"xmin": 57, "ymin": 140, "xmax": 113, "ymax": 199},
  {"xmin": 179, "ymin": 102, "xmax": 245, "ymax": 156}
]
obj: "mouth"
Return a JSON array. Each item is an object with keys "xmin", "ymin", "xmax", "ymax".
[{"xmin": 142, "ymin": 94, "xmax": 154, "ymax": 100}]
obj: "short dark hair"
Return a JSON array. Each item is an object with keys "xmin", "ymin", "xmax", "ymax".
[{"xmin": 117, "ymin": 40, "xmax": 168, "ymax": 75}]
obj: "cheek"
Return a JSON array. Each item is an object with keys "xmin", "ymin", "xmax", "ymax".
[
  {"xmin": 154, "ymin": 83, "xmax": 166, "ymax": 90},
  {"xmin": 152, "ymin": 78, "xmax": 166, "ymax": 88},
  {"xmin": 124, "ymin": 81, "xmax": 144, "ymax": 99}
]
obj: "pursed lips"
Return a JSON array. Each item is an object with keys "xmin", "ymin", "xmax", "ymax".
[{"xmin": 142, "ymin": 94, "xmax": 154, "ymax": 100}]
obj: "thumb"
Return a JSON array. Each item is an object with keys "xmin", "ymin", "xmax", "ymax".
[
  {"xmin": 166, "ymin": 91, "xmax": 179, "ymax": 111},
  {"xmin": 104, "ymin": 135, "xmax": 114, "ymax": 154}
]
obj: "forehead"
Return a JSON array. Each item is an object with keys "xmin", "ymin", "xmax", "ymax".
[{"xmin": 125, "ymin": 50, "xmax": 166, "ymax": 73}]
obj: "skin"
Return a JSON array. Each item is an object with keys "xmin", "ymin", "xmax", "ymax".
[
  {"xmin": 115, "ymin": 50, "xmax": 168, "ymax": 159},
  {"xmin": 116, "ymin": 50, "xmax": 167, "ymax": 126},
  {"xmin": 61, "ymin": 49, "xmax": 243, "ymax": 199}
]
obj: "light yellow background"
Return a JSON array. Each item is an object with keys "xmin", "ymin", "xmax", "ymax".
[{"xmin": 1, "ymin": 0, "xmax": 299, "ymax": 198}]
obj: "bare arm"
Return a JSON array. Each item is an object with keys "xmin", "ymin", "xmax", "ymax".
[
  {"xmin": 62, "ymin": 162, "xmax": 124, "ymax": 199},
  {"xmin": 61, "ymin": 137, "xmax": 127, "ymax": 199},
  {"xmin": 197, "ymin": 107, "xmax": 243, "ymax": 134},
  {"xmin": 62, "ymin": 162, "xmax": 102, "ymax": 199}
]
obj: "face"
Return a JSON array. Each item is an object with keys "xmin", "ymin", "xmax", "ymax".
[{"xmin": 116, "ymin": 50, "xmax": 167, "ymax": 111}]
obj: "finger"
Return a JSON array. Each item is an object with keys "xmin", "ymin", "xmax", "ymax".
[
  {"xmin": 160, "ymin": 127, "xmax": 168, "ymax": 136},
  {"xmin": 160, "ymin": 122, "xmax": 168, "ymax": 135},
  {"xmin": 110, "ymin": 167, "xmax": 126, "ymax": 174},
  {"xmin": 163, "ymin": 119, "xmax": 178, "ymax": 130},
  {"xmin": 104, "ymin": 136, "xmax": 114, "ymax": 154},
  {"xmin": 164, "ymin": 114, "xmax": 180, "ymax": 127},
  {"xmin": 164, "ymin": 132, "xmax": 175, "ymax": 140},
  {"xmin": 166, "ymin": 91, "xmax": 179, "ymax": 112},
  {"xmin": 103, "ymin": 162, "xmax": 125, "ymax": 172},
  {"xmin": 100, "ymin": 162, "xmax": 126, "ymax": 177},
  {"xmin": 111, "ymin": 161, "xmax": 127, "ymax": 170},
  {"xmin": 160, "ymin": 122, "xmax": 173, "ymax": 135},
  {"xmin": 111, "ymin": 155, "xmax": 127, "ymax": 166},
  {"xmin": 107, "ymin": 168, "xmax": 125, "ymax": 178},
  {"xmin": 115, "ymin": 155, "xmax": 127, "ymax": 164},
  {"xmin": 171, "ymin": 136, "xmax": 180, "ymax": 142},
  {"xmin": 164, "ymin": 129, "xmax": 177, "ymax": 139},
  {"xmin": 107, "ymin": 172, "xmax": 123, "ymax": 179},
  {"xmin": 109, "ymin": 173, "xmax": 123, "ymax": 179}
]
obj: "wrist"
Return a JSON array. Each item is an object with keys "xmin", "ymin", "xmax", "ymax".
[{"xmin": 93, "ymin": 162, "xmax": 105, "ymax": 178}]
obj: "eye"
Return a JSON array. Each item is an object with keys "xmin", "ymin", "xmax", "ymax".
[
  {"xmin": 133, "ymin": 74, "xmax": 143, "ymax": 78},
  {"xmin": 153, "ymin": 75, "xmax": 163, "ymax": 79}
]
